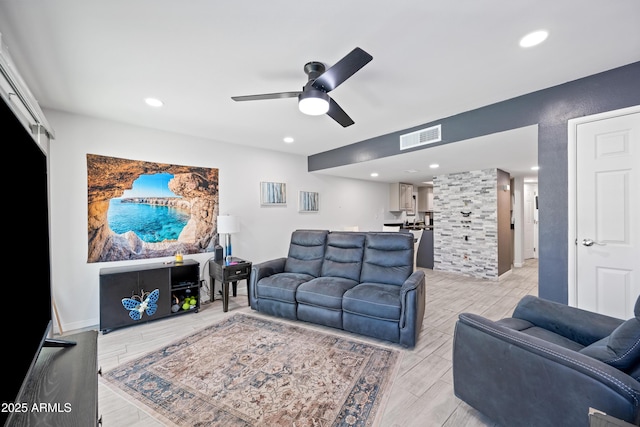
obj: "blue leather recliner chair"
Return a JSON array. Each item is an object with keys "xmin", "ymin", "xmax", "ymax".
[{"xmin": 453, "ymin": 294, "xmax": 640, "ymax": 426}]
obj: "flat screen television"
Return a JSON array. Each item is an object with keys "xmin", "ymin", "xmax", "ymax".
[{"xmin": 0, "ymin": 97, "xmax": 73, "ymax": 425}]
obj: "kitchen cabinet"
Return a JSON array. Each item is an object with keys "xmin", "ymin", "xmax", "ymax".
[
  {"xmin": 417, "ymin": 186, "xmax": 434, "ymax": 212},
  {"xmin": 389, "ymin": 182, "xmax": 414, "ymax": 212}
]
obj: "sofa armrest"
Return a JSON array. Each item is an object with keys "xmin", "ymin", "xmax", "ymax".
[
  {"xmin": 512, "ymin": 295, "xmax": 624, "ymax": 346},
  {"xmin": 398, "ymin": 270, "xmax": 426, "ymax": 347},
  {"xmin": 248, "ymin": 257, "xmax": 286, "ymax": 309},
  {"xmin": 400, "ymin": 270, "xmax": 425, "ymax": 295},
  {"xmin": 453, "ymin": 312, "xmax": 640, "ymax": 426}
]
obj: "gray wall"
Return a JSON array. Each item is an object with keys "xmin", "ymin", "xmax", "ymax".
[{"xmin": 309, "ymin": 61, "xmax": 640, "ymax": 304}]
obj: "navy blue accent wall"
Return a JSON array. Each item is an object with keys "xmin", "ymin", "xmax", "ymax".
[{"xmin": 308, "ymin": 61, "xmax": 640, "ymax": 304}]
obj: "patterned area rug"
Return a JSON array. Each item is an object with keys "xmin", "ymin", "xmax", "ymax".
[{"xmin": 102, "ymin": 313, "xmax": 401, "ymax": 426}]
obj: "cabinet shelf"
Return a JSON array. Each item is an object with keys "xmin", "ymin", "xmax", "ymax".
[{"xmin": 172, "ymin": 281, "xmax": 199, "ymax": 291}]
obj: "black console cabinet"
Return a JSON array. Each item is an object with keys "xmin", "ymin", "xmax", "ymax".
[
  {"xmin": 99, "ymin": 259, "xmax": 200, "ymax": 333},
  {"xmin": 6, "ymin": 330, "xmax": 99, "ymax": 426}
]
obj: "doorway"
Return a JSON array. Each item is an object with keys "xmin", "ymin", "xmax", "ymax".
[
  {"xmin": 523, "ymin": 183, "xmax": 538, "ymax": 260},
  {"xmin": 568, "ymin": 105, "xmax": 640, "ymax": 318}
]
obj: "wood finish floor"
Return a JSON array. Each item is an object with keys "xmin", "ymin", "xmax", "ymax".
[{"xmin": 94, "ymin": 259, "xmax": 538, "ymax": 426}]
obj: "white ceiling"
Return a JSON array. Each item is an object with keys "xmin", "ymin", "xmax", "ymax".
[{"xmin": 0, "ymin": 1, "xmax": 638, "ymax": 185}]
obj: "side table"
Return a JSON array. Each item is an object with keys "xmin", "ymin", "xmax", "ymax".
[{"xmin": 209, "ymin": 257, "xmax": 252, "ymax": 312}]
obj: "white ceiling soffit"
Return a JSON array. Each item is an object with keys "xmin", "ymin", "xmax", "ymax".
[{"xmin": 312, "ymin": 125, "xmax": 539, "ymax": 186}]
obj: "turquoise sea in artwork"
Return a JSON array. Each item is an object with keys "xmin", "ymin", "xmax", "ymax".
[
  {"xmin": 107, "ymin": 173, "xmax": 190, "ymax": 243},
  {"xmin": 108, "ymin": 199, "xmax": 189, "ymax": 243}
]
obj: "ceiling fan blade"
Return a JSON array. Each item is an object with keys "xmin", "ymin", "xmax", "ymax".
[
  {"xmin": 312, "ymin": 47, "xmax": 373, "ymax": 93},
  {"xmin": 327, "ymin": 97, "xmax": 354, "ymax": 127},
  {"xmin": 231, "ymin": 91, "xmax": 300, "ymax": 102}
]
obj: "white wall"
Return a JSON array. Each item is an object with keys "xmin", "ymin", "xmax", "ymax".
[{"xmin": 46, "ymin": 110, "xmax": 394, "ymax": 332}]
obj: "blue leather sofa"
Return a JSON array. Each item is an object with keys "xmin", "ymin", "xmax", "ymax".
[
  {"xmin": 453, "ymin": 294, "xmax": 640, "ymax": 426},
  {"xmin": 248, "ymin": 229, "xmax": 426, "ymax": 347}
]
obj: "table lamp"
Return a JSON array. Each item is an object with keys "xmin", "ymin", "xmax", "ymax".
[{"xmin": 217, "ymin": 215, "xmax": 239, "ymax": 262}]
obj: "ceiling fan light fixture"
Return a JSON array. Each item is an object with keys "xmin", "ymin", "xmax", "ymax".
[{"xmin": 298, "ymin": 90, "xmax": 329, "ymax": 116}]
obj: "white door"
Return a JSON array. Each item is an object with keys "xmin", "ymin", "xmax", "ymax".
[{"xmin": 574, "ymin": 109, "xmax": 640, "ymax": 319}]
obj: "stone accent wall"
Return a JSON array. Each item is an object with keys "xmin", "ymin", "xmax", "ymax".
[{"xmin": 433, "ymin": 169, "xmax": 498, "ymax": 280}]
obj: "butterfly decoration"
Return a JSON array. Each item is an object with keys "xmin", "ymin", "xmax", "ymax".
[{"xmin": 122, "ymin": 289, "xmax": 159, "ymax": 321}]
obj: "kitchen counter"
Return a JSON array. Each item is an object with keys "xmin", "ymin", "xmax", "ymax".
[
  {"xmin": 404, "ymin": 225, "xmax": 433, "ymax": 230},
  {"xmin": 383, "ymin": 222, "xmax": 433, "ymax": 231}
]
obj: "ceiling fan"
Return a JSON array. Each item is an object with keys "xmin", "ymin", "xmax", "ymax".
[{"xmin": 231, "ymin": 47, "xmax": 373, "ymax": 127}]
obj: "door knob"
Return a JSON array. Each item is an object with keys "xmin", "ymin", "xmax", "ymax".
[{"xmin": 582, "ymin": 238, "xmax": 605, "ymax": 247}]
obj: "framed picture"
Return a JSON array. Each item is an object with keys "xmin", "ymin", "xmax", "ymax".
[
  {"xmin": 86, "ymin": 154, "xmax": 219, "ymax": 262},
  {"xmin": 298, "ymin": 190, "xmax": 319, "ymax": 212},
  {"xmin": 260, "ymin": 181, "xmax": 287, "ymax": 205}
]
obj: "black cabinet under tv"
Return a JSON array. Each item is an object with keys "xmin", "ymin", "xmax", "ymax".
[
  {"xmin": 99, "ymin": 259, "xmax": 200, "ymax": 333},
  {"xmin": 5, "ymin": 330, "xmax": 99, "ymax": 426}
]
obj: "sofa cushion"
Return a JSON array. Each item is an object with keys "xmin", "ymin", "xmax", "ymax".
[
  {"xmin": 496, "ymin": 318, "xmax": 586, "ymax": 352},
  {"xmin": 579, "ymin": 316, "xmax": 640, "ymax": 372},
  {"xmin": 360, "ymin": 233, "xmax": 413, "ymax": 286},
  {"xmin": 297, "ymin": 276, "xmax": 359, "ymax": 309},
  {"xmin": 320, "ymin": 232, "xmax": 365, "ymax": 282},
  {"xmin": 257, "ymin": 272, "xmax": 314, "ymax": 303},
  {"xmin": 512, "ymin": 295, "xmax": 625, "ymax": 346},
  {"xmin": 343, "ymin": 282, "xmax": 402, "ymax": 321},
  {"xmin": 284, "ymin": 230, "xmax": 328, "ymax": 277}
]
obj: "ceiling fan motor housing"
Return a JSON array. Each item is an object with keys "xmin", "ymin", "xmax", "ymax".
[{"xmin": 304, "ymin": 61, "xmax": 326, "ymax": 81}]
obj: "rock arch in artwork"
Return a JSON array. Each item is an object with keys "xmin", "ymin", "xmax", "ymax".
[{"xmin": 86, "ymin": 154, "xmax": 219, "ymax": 262}]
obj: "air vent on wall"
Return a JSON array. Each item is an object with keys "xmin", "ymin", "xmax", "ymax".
[{"xmin": 400, "ymin": 124, "xmax": 441, "ymax": 150}]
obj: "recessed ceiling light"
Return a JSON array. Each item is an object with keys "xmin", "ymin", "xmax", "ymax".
[
  {"xmin": 520, "ymin": 30, "xmax": 548, "ymax": 48},
  {"xmin": 429, "ymin": 164, "xmax": 439, "ymax": 169},
  {"xmin": 283, "ymin": 136, "xmax": 294, "ymax": 143},
  {"xmin": 145, "ymin": 97, "xmax": 164, "ymax": 107},
  {"xmin": 370, "ymin": 172, "xmax": 379, "ymax": 177},
  {"xmin": 531, "ymin": 165, "xmax": 540, "ymax": 171}
]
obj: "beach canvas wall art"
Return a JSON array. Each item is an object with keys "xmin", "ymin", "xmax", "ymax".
[{"xmin": 86, "ymin": 154, "xmax": 219, "ymax": 263}]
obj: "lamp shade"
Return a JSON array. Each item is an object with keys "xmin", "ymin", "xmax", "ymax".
[{"xmin": 217, "ymin": 215, "xmax": 239, "ymax": 234}]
